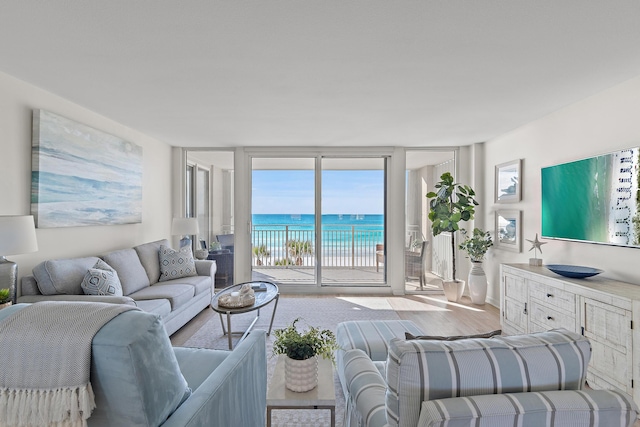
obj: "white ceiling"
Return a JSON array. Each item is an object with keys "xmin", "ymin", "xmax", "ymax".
[{"xmin": 1, "ymin": 1, "xmax": 640, "ymax": 149}]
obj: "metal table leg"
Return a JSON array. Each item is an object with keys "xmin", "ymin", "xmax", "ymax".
[
  {"xmin": 226, "ymin": 311, "xmax": 233, "ymax": 350},
  {"xmin": 268, "ymin": 294, "xmax": 279, "ymax": 335}
]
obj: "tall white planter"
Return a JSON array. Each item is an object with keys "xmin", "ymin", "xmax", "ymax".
[
  {"xmin": 468, "ymin": 261, "xmax": 488, "ymax": 305},
  {"xmin": 442, "ymin": 279, "xmax": 465, "ymax": 302},
  {"xmin": 284, "ymin": 356, "xmax": 318, "ymax": 392}
]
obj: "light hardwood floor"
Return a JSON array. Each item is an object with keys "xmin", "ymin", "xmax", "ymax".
[{"xmin": 170, "ymin": 293, "xmax": 502, "ymax": 346}]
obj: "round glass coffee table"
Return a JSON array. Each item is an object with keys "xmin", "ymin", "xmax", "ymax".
[{"xmin": 211, "ymin": 281, "xmax": 279, "ymax": 349}]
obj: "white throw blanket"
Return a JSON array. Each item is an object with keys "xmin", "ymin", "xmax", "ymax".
[{"xmin": 0, "ymin": 301, "xmax": 138, "ymax": 427}]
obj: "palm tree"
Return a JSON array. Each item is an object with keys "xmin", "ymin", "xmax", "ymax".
[
  {"xmin": 252, "ymin": 244, "xmax": 270, "ymax": 265},
  {"xmin": 286, "ymin": 240, "xmax": 313, "ymax": 265}
]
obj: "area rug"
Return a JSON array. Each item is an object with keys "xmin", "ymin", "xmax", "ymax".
[{"xmin": 183, "ymin": 296, "xmax": 402, "ymax": 427}]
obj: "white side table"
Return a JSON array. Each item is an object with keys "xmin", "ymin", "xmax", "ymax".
[{"xmin": 267, "ymin": 355, "xmax": 336, "ymax": 427}]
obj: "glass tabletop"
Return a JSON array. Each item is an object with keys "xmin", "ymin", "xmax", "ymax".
[{"xmin": 211, "ymin": 281, "xmax": 279, "ymax": 313}]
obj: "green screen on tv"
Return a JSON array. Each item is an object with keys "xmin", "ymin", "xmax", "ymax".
[{"xmin": 541, "ymin": 148, "xmax": 639, "ymax": 247}]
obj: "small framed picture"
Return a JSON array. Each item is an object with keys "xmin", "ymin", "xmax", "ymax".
[
  {"xmin": 495, "ymin": 210, "xmax": 522, "ymax": 252},
  {"xmin": 199, "ymin": 239, "xmax": 207, "ymax": 250},
  {"xmin": 495, "ymin": 159, "xmax": 522, "ymax": 203}
]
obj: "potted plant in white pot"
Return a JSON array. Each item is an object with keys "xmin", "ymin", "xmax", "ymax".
[
  {"xmin": 426, "ymin": 172, "xmax": 479, "ymax": 302},
  {"xmin": 272, "ymin": 318, "xmax": 339, "ymax": 392},
  {"xmin": 459, "ymin": 228, "xmax": 493, "ymax": 305}
]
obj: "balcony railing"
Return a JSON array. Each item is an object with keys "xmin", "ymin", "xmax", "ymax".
[{"xmin": 251, "ymin": 225, "xmax": 384, "ymax": 268}]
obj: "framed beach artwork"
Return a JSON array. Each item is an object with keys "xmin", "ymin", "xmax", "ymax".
[
  {"xmin": 31, "ymin": 110, "xmax": 143, "ymax": 228},
  {"xmin": 495, "ymin": 159, "xmax": 522, "ymax": 203},
  {"xmin": 495, "ymin": 210, "xmax": 522, "ymax": 252}
]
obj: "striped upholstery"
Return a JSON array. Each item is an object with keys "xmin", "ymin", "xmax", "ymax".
[
  {"xmin": 386, "ymin": 329, "xmax": 591, "ymax": 427},
  {"xmin": 337, "ymin": 320, "xmax": 424, "ymax": 361},
  {"xmin": 336, "ymin": 320, "xmax": 423, "ymax": 403},
  {"xmin": 418, "ymin": 389, "xmax": 639, "ymax": 427},
  {"xmin": 343, "ymin": 349, "xmax": 388, "ymax": 427}
]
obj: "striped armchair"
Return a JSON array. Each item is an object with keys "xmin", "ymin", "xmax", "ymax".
[{"xmin": 339, "ymin": 328, "xmax": 639, "ymax": 427}]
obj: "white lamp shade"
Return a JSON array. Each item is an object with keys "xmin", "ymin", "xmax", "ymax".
[
  {"xmin": 171, "ymin": 217, "xmax": 199, "ymax": 236},
  {"xmin": 0, "ymin": 215, "xmax": 38, "ymax": 256}
]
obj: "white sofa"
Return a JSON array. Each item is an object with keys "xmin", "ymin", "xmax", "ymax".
[{"xmin": 17, "ymin": 239, "xmax": 216, "ymax": 335}]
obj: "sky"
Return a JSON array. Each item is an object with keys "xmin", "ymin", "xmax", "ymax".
[{"xmin": 252, "ymin": 170, "xmax": 384, "ymax": 214}]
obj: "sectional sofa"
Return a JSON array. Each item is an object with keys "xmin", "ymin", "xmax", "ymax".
[
  {"xmin": 17, "ymin": 239, "xmax": 216, "ymax": 335},
  {"xmin": 0, "ymin": 303, "xmax": 267, "ymax": 426}
]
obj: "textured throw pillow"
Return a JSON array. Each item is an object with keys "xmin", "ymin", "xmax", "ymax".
[
  {"xmin": 159, "ymin": 245, "xmax": 197, "ymax": 282},
  {"xmin": 405, "ymin": 329, "xmax": 501, "ymax": 341},
  {"xmin": 81, "ymin": 259, "xmax": 123, "ymax": 296}
]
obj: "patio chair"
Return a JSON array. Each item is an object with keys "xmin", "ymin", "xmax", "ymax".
[{"xmin": 406, "ymin": 240, "xmax": 428, "ymax": 290}]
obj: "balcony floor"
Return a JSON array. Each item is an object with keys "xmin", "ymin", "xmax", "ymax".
[{"xmin": 251, "ymin": 266, "xmax": 445, "ymax": 293}]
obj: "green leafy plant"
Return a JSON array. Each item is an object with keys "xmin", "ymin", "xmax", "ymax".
[
  {"xmin": 0, "ymin": 288, "xmax": 11, "ymax": 304},
  {"xmin": 459, "ymin": 228, "xmax": 493, "ymax": 262},
  {"xmin": 426, "ymin": 172, "xmax": 479, "ymax": 281},
  {"xmin": 252, "ymin": 244, "xmax": 270, "ymax": 265},
  {"xmin": 273, "ymin": 318, "xmax": 339, "ymax": 362},
  {"xmin": 286, "ymin": 240, "xmax": 313, "ymax": 265}
]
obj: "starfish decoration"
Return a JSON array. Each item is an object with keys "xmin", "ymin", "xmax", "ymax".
[{"xmin": 526, "ymin": 233, "xmax": 547, "ymax": 258}]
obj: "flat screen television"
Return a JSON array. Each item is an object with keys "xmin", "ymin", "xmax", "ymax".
[{"xmin": 541, "ymin": 147, "xmax": 639, "ymax": 247}]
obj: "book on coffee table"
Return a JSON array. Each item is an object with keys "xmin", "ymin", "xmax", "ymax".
[{"xmin": 252, "ymin": 283, "xmax": 267, "ymax": 292}]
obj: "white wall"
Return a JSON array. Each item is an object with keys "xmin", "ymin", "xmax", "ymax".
[
  {"xmin": 483, "ymin": 74, "xmax": 640, "ymax": 306},
  {"xmin": 0, "ymin": 71, "xmax": 173, "ymax": 279}
]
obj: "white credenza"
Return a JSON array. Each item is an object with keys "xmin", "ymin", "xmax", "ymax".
[{"xmin": 500, "ymin": 263, "xmax": 640, "ymax": 406}]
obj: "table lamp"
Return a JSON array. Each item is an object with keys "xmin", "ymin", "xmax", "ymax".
[
  {"xmin": 172, "ymin": 217, "xmax": 199, "ymax": 248},
  {"xmin": 0, "ymin": 215, "xmax": 38, "ymax": 303}
]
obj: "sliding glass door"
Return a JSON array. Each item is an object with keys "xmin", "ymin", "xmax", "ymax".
[
  {"xmin": 321, "ymin": 158, "xmax": 385, "ymax": 285},
  {"xmin": 251, "ymin": 158, "xmax": 316, "ymax": 284},
  {"xmin": 251, "ymin": 155, "xmax": 386, "ymax": 287}
]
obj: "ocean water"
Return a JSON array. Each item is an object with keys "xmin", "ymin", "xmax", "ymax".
[
  {"xmin": 253, "ymin": 214, "xmax": 383, "ymax": 229},
  {"xmin": 251, "ymin": 214, "xmax": 384, "ymax": 256}
]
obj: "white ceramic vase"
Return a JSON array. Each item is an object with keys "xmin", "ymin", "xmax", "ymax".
[
  {"xmin": 284, "ymin": 355, "xmax": 318, "ymax": 392},
  {"xmin": 442, "ymin": 279, "xmax": 465, "ymax": 302},
  {"xmin": 468, "ymin": 261, "xmax": 487, "ymax": 305}
]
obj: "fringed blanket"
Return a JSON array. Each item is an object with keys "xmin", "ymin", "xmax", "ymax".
[{"xmin": 0, "ymin": 301, "xmax": 138, "ymax": 427}]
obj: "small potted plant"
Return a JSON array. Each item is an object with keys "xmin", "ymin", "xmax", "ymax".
[
  {"xmin": 0, "ymin": 288, "xmax": 12, "ymax": 309},
  {"xmin": 459, "ymin": 228, "xmax": 493, "ymax": 263},
  {"xmin": 459, "ymin": 228, "xmax": 493, "ymax": 305},
  {"xmin": 273, "ymin": 318, "xmax": 339, "ymax": 392},
  {"xmin": 426, "ymin": 172, "xmax": 479, "ymax": 302}
]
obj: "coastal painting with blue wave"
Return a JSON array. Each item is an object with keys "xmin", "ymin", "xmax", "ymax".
[{"xmin": 31, "ymin": 110, "xmax": 143, "ymax": 228}]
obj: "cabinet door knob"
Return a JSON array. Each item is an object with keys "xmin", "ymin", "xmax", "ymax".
[
  {"xmin": 547, "ymin": 316, "xmax": 554, "ymax": 320},
  {"xmin": 546, "ymin": 293, "xmax": 553, "ymax": 298}
]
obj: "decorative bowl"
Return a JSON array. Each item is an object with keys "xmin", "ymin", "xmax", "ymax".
[{"xmin": 546, "ymin": 264, "xmax": 603, "ymax": 279}]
